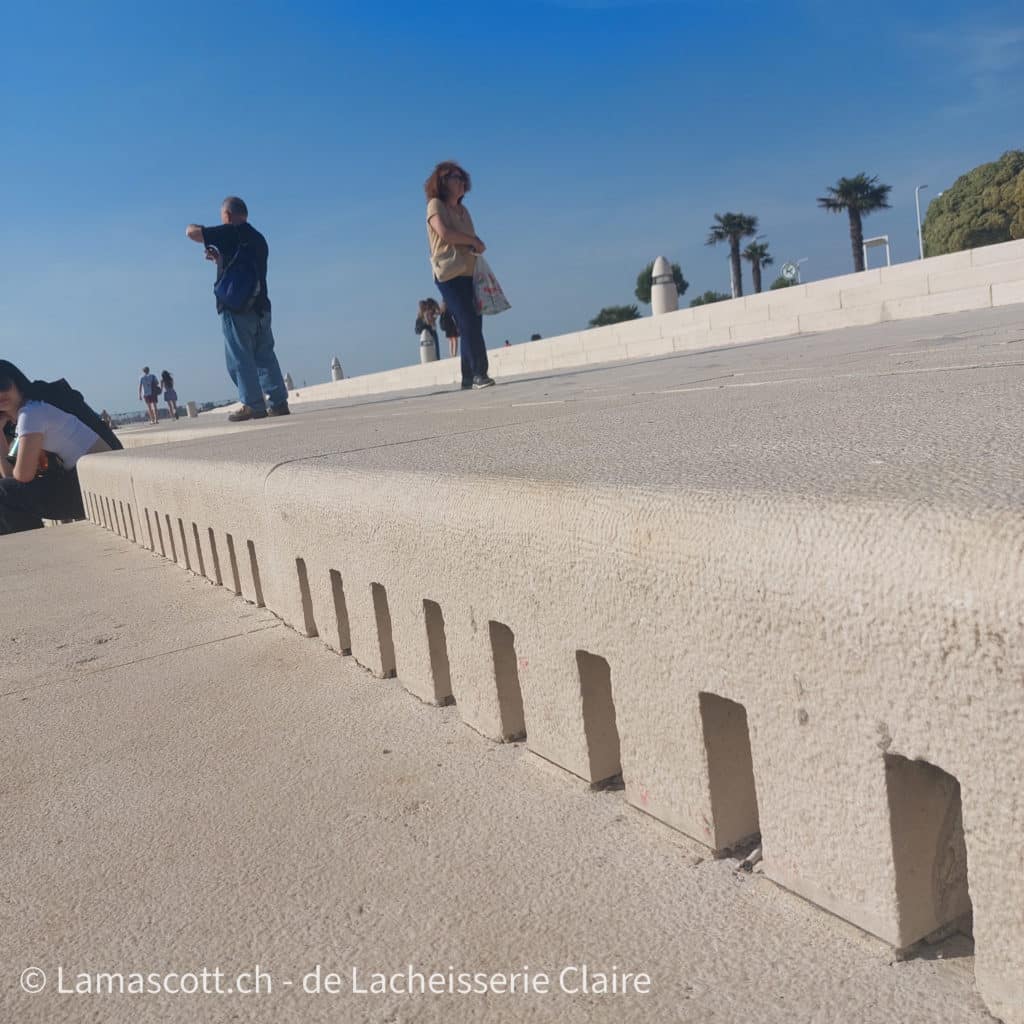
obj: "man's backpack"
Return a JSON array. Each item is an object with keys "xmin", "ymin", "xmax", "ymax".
[{"xmin": 214, "ymin": 232, "xmax": 262, "ymax": 314}]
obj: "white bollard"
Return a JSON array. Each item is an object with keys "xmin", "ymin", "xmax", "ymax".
[
  {"xmin": 284, "ymin": 373, "xmax": 294, "ymax": 391},
  {"xmin": 186, "ymin": 401, "xmax": 198, "ymax": 418},
  {"xmin": 650, "ymin": 255, "xmax": 679, "ymax": 315},
  {"xmin": 419, "ymin": 331, "xmax": 438, "ymax": 363},
  {"xmin": 331, "ymin": 356, "xmax": 344, "ymax": 381}
]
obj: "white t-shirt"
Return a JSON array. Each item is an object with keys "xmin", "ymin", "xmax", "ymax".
[{"xmin": 16, "ymin": 400, "xmax": 100, "ymax": 469}]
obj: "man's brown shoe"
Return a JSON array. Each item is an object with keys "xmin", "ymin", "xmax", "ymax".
[
  {"xmin": 268, "ymin": 403, "xmax": 291, "ymax": 417},
  {"xmin": 227, "ymin": 405, "xmax": 268, "ymax": 422}
]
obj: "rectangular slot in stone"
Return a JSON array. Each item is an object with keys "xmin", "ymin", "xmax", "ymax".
[
  {"xmin": 246, "ymin": 540, "xmax": 265, "ymax": 607},
  {"xmin": 885, "ymin": 754, "xmax": 972, "ymax": 947},
  {"xmin": 177, "ymin": 519, "xmax": 191, "ymax": 570},
  {"xmin": 126, "ymin": 505, "xmax": 136, "ymax": 543},
  {"xmin": 191, "ymin": 522, "xmax": 206, "ymax": 577},
  {"xmin": 699, "ymin": 692, "xmax": 760, "ymax": 852},
  {"xmin": 143, "ymin": 508, "xmax": 153, "ymax": 550},
  {"xmin": 488, "ymin": 621, "xmax": 526, "ymax": 741},
  {"xmin": 370, "ymin": 582, "xmax": 397, "ymax": 678},
  {"xmin": 164, "ymin": 515, "xmax": 176, "ymax": 561},
  {"xmin": 295, "ymin": 558, "xmax": 318, "ymax": 637},
  {"xmin": 225, "ymin": 534, "xmax": 241, "ymax": 595},
  {"xmin": 207, "ymin": 527, "xmax": 222, "ymax": 585},
  {"xmin": 576, "ymin": 650, "xmax": 621, "ymax": 785},
  {"xmin": 423, "ymin": 599, "xmax": 453, "ymax": 703},
  {"xmin": 154, "ymin": 512, "xmax": 165, "ymax": 557},
  {"xmin": 329, "ymin": 570, "xmax": 352, "ymax": 654}
]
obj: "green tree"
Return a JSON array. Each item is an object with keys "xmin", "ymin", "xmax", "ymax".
[
  {"xmin": 817, "ymin": 173, "xmax": 892, "ymax": 272},
  {"xmin": 922, "ymin": 150, "xmax": 1024, "ymax": 256},
  {"xmin": 706, "ymin": 213, "xmax": 758, "ymax": 297},
  {"xmin": 689, "ymin": 290, "xmax": 731, "ymax": 307},
  {"xmin": 635, "ymin": 261, "xmax": 689, "ymax": 304},
  {"xmin": 742, "ymin": 241, "xmax": 773, "ymax": 294},
  {"xmin": 769, "ymin": 275, "xmax": 797, "ymax": 290},
  {"xmin": 589, "ymin": 304, "xmax": 641, "ymax": 327}
]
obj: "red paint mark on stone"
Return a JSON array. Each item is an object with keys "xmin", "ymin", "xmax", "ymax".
[
  {"xmin": 518, "ymin": 657, "xmax": 529, "ymax": 670},
  {"xmin": 639, "ymin": 786, "xmax": 650, "ymax": 806}
]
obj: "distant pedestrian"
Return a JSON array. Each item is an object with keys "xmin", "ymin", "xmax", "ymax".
[
  {"xmin": 138, "ymin": 366, "xmax": 160, "ymax": 424},
  {"xmin": 185, "ymin": 196, "xmax": 289, "ymax": 422},
  {"xmin": 424, "ymin": 161, "xmax": 495, "ymax": 390},
  {"xmin": 439, "ymin": 302, "xmax": 459, "ymax": 358},
  {"xmin": 160, "ymin": 371, "xmax": 179, "ymax": 419},
  {"xmin": 415, "ymin": 299, "xmax": 442, "ymax": 360},
  {"xmin": 0, "ymin": 360, "xmax": 121, "ymax": 534}
]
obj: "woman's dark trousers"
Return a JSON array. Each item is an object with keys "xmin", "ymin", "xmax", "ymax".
[
  {"xmin": 0, "ymin": 468, "xmax": 85, "ymax": 535},
  {"xmin": 435, "ymin": 274, "xmax": 489, "ymax": 383}
]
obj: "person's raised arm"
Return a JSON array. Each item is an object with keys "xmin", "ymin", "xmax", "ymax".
[
  {"xmin": 12, "ymin": 432, "xmax": 43, "ymax": 484},
  {"xmin": 427, "ymin": 214, "xmax": 485, "ymax": 254}
]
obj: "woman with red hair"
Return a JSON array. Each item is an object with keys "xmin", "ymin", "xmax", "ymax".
[{"xmin": 424, "ymin": 161, "xmax": 495, "ymax": 390}]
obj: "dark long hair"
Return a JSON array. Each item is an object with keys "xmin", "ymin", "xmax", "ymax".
[
  {"xmin": 0, "ymin": 360, "xmax": 122, "ymax": 451},
  {"xmin": 161, "ymin": 370, "xmax": 174, "ymax": 389}
]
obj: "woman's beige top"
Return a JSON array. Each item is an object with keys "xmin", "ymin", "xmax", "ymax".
[{"xmin": 426, "ymin": 198, "xmax": 478, "ymax": 282}]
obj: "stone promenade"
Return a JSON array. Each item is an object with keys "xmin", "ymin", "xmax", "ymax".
[{"xmin": 0, "ymin": 524, "xmax": 993, "ymax": 1024}]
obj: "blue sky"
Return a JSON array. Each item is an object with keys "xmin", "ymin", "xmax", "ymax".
[{"xmin": 2, "ymin": 0, "xmax": 1022, "ymax": 413}]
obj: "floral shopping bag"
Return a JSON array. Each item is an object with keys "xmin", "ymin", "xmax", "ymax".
[{"xmin": 473, "ymin": 255, "xmax": 511, "ymax": 316}]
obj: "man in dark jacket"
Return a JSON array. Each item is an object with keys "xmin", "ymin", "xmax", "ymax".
[{"xmin": 186, "ymin": 196, "xmax": 290, "ymax": 422}]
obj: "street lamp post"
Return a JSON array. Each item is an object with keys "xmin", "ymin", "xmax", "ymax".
[{"xmin": 915, "ymin": 184, "xmax": 928, "ymax": 260}]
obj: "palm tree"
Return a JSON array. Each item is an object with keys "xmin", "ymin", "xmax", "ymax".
[
  {"xmin": 706, "ymin": 213, "xmax": 759, "ymax": 297},
  {"xmin": 742, "ymin": 241, "xmax": 773, "ymax": 294},
  {"xmin": 817, "ymin": 174, "xmax": 892, "ymax": 272}
]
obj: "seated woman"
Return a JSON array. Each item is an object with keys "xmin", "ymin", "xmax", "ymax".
[{"xmin": 0, "ymin": 360, "xmax": 121, "ymax": 535}]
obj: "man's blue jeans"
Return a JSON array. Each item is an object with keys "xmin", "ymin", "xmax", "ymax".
[{"xmin": 221, "ymin": 309, "xmax": 287, "ymax": 411}]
